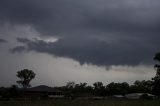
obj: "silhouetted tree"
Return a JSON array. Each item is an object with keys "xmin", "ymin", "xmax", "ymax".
[
  {"xmin": 74, "ymin": 83, "xmax": 92, "ymax": 97},
  {"xmin": 93, "ymin": 82, "xmax": 106, "ymax": 97},
  {"xmin": 85, "ymin": 85, "xmax": 94, "ymax": 95},
  {"xmin": 152, "ymin": 52, "xmax": 160, "ymax": 96},
  {"xmin": 107, "ymin": 82, "xmax": 129, "ymax": 95},
  {"xmin": 64, "ymin": 82, "xmax": 75, "ymax": 98},
  {"xmin": 16, "ymin": 69, "xmax": 36, "ymax": 89},
  {"xmin": 129, "ymin": 80, "xmax": 153, "ymax": 93},
  {"xmin": 66, "ymin": 81, "xmax": 75, "ymax": 89}
]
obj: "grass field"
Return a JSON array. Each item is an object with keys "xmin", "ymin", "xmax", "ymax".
[{"xmin": 0, "ymin": 100, "xmax": 160, "ymax": 106}]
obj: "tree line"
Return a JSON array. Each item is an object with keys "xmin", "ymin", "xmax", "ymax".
[
  {"xmin": 0, "ymin": 52, "xmax": 160, "ymax": 98},
  {"xmin": 57, "ymin": 80, "xmax": 154, "ymax": 98}
]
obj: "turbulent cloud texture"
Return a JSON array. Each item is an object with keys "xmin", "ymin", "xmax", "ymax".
[
  {"xmin": 0, "ymin": 0, "xmax": 159, "ymax": 65},
  {"xmin": 10, "ymin": 36, "xmax": 157, "ymax": 66},
  {"xmin": 0, "ymin": 0, "xmax": 159, "ymax": 86}
]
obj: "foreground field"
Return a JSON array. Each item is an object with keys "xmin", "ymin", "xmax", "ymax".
[{"xmin": 0, "ymin": 100, "xmax": 160, "ymax": 106}]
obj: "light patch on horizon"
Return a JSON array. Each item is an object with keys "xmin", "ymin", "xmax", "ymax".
[{"xmin": 0, "ymin": 51, "xmax": 155, "ymax": 87}]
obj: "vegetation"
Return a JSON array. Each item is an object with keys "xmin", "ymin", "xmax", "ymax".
[
  {"xmin": 16, "ymin": 69, "xmax": 36, "ymax": 89},
  {"xmin": 152, "ymin": 52, "xmax": 160, "ymax": 96},
  {"xmin": 58, "ymin": 80, "xmax": 154, "ymax": 98},
  {"xmin": 0, "ymin": 52, "xmax": 160, "ymax": 100}
]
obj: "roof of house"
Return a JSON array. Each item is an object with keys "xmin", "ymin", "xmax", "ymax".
[
  {"xmin": 113, "ymin": 95, "xmax": 124, "ymax": 98},
  {"xmin": 126, "ymin": 93, "xmax": 144, "ymax": 97},
  {"xmin": 25, "ymin": 85, "xmax": 62, "ymax": 93}
]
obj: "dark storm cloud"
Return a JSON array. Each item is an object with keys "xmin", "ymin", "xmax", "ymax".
[
  {"xmin": 1, "ymin": 0, "xmax": 160, "ymax": 65},
  {"xmin": 17, "ymin": 37, "xmax": 31, "ymax": 43},
  {"xmin": 1, "ymin": 0, "xmax": 160, "ymax": 35},
  {"xmin": 10, "ymin": 46, "xmax": 26, "ymax": 53},
  {"xmin": 0, "ymin": 38, "xmax": 7, "ymax": 43},
  {"xmin": 11, "ymin": 36, "xmax": 159, "ymax": 66}
]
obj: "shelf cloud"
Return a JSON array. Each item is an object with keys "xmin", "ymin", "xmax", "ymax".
[{"xmin": 0, "ymin": 0, "xmax": 159, "ymax": 86}]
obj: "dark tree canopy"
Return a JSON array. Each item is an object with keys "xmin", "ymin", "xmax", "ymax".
[
  {"xmin": 129, "ymin": 80, "xmax": 152, "ymax": 93},
  {"xmin": 16, "ymin": 69, "xmax": 36, "ymax": 88},
  {"xmin": 153, "ymin": 52, "xmax": 160, "ymax": 77},
  {"xmin": 152, "ymin": 52, "xmax": 160, "ymax": 96},
  {"xmin": 93, "ymin": 82, "xmax": 106, "ymax": 97},
  {"xmin": 154, "ymin": 52, "xmax": 160, "ymax": 72},
  {"xmin": 154, "ymin": 52, "xmax": 160, "ymax": 62},
  {"xmin": 107, "ymin": 82, "xmax": 129, "ymax": 95}
]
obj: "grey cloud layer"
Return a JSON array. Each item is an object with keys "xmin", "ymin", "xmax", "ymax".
[
  {"xmin": 0, "ymin": 38, "xmax": 7, "ymax": 43},
  {"xmin": 1, "ymin": 0, "xmax": 160, "ymax": 65},
  {"xmin": 1, "ymin": 0, "xmax": 160, "ymax": 34},
  {"xmin": 10, "ymin": 36, "xmax": 158, "ymax": 66}
]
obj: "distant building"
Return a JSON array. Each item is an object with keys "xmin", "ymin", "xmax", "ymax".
[
  {"xmin": 20, "ymin": 85, "xmax": 64, "ymax": 99},
  {"xmin": 109, "ymin": 95, "xmax": 125, "ymax": 100},
  {"xmin": 125, "ymin": 93, "xmax": 156, "ymax": 100}
]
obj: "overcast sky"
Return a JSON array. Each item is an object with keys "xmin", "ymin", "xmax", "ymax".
[{"xmin": 0, "ymin": 0, "xmax": 159, "ymax": 87}]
